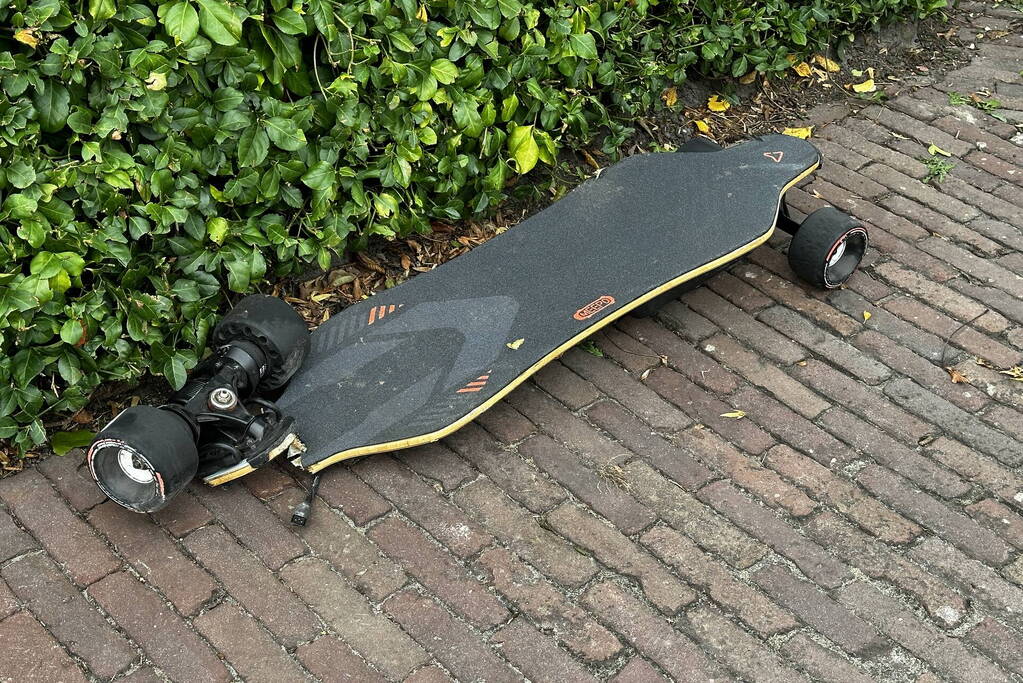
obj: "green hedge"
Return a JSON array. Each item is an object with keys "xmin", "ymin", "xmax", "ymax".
[{"xmin": 1, "ymin": 0, "xmax": 944, "ymax": 453}]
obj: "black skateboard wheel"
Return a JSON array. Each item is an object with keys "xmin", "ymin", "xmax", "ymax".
[
  {"xmin": 787, "ymin": 207, "xmax": 867, "ymax": 289},
  {"xmin": 680, "ymin": 136, "xmax": 722, "ymax": 153},
  {"xmin": 212, "ymin": 295, "xmax": 310, "ymax": 392},
  {"xmin": 87, "ymin": 406, "xmax": 198, "ymax": 513}
]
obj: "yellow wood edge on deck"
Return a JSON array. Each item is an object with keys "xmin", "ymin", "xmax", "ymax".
[{"xmin": 300, "ymin": 161, "xmax": 819, "ymax": 474}]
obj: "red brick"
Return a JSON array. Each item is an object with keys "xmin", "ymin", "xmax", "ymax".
[
  {"xmin": 644, "ymin": 367, "xmax": 776, "ymax": 455},
  {"xmin": 779, "ymin": 633, "xmax": 874, "ymax": 683},
  {"xmin": 268, "ymin": 488, "xmax": 406, "ymax": 600},
  {"xmin": 831, "ymin": 289, "xmax": 947, "ymax": 361},
  {"xmin": 561, "ymin": 347, "xmax": 692, "ymax": 433},
  {"xmin": 403, "ymin": 664, "xmax": 453, "ymax": 683},
  {"xmin": 547, "ymin": 503, "xmax": 692, "ymax": 614},
  {"xmin": 966, "ymin": 498, "xmax": 1023, "ymax": 549},
  {"xmin": 0, "ymin": 502, "xmax": 36, "ymax": 562},
  {"xmin": 862, "ymin": 105, "xmax": 976, "ymax": 156},
  {"xmin": 921, "ymin": 236, "xmax": 1023, "ymax": 300},
  {"xmin": 909, "ymin": 537, "xmax": 1023, "ymax": 622},
  {"xmin": 857, "ymin": 465, "xmax": 1011, "ymax": 565},
  {"xmin": 491, "ymin": 618, "xmax": 596, "ymax": 683},
  {"xmin": 0, "ymin": 578, "xmax": 15, "ymax": 619},
  {"xmin": 790, "ymin": 360, "xmax": 934, "ymax": 446},
  {"xmin": 384, "ymin": 590, "xmax": 520, "ymax": 683},
  {"xmin": 852, "ymin": 330, "xmax": 990, "ymax": 413},
  {"xmin": 945, "ymin": 175, "xmax": 1023, "ymax": 227},
  {"xmin": 194, "ymin": 603, "xmax": 308, "ymax": 683},
  {"xmin": 698, "ymin": 480, "xmax": 851, "ymax": 588},
  {"xmin": 583, "ymin": 400, "xmax": 714, "ymax": 489},
  {"xmin": 239, "ymin": 463, "xmax": 295, "ymax": 499},
  {"xmin": 703, "ymin": 334, "xmax": 829, "ymax": 418},
  {"xmin": 926, "ymin": 437, "xmax": 1023, "ymax": 510},
  {"xmin": 190, "ymin": 481, "xmax": 305, "ymax": 570},
  {"xmin": 822, "ymin": 124, "xmax": 929, "ymax": 181},
  {"xmin": 881, "ymin": 194, "xmax": 1003, "ymax": 256},
  {"xmin": 640, "ymin": 525, "xmax": 797, "ymax": 636},
  {"xmin": 609, "ymin": 658, "xmax": 668, "ymax": 683},
  {"xmin": 534, "ymin": 361, "xmax": 601, "ymax": 410},
  {"xmin": 818, "ymin": 409, "xmax": 968, "ymax": 498},
  {"xmin": 965, "ymin": 617, "xmax": 1023, "ymax": 675},
  {"xmin": 706, "ymin": 270, "xmax": 774, "ymax": 312},
  {"xmin": 1, "ymin": 553, "xmax": 134, "ymax": 679},
  {"xmin": 354, "ymin": 456, "xmax": 492, "ymax": 558},
  {"xmin": 89, "ymin": 571, "xmax": 229, "ymax": 682},
  {"xmin": 116, "ymin": 667, "xmax": 163, "ymax": 683},
  {"xmin": 688, "ymin": 606, "xmax": 809, "ymax": 682},
  {"xmin": 316, "ymin": 465, "xmax": 392, "ymax": 525},
  {"xmin": 837, "ymin": 581, "xmax": 1010, "ymax": 683},
  {"xmin": 296, "ymin": 635, "xmax": 387, "ymax": 683},
  {"xmin": 453, "ymin": 479, "xmax": 597, "ymax": 587},
  {"xmin": 474, "ymin": 400, "xmax": 536, "ymax": 444},
  {"xmin": 0, "ymin": 610, "xmax": 87, "ymax": 682},
  {"xmin": 682, "ymin": 287, "xmax": 805, "ymax": 365},
  {"xmin": 804, "ymin": 511, "xmax": 966, "ymax": 626},
  {"xmin": 752, "ymin": 564, "xmax": 886, "ymax": 656},
  {"xmin": 368, "ymin": 516, "xmax": 509, "ymax": 628},
  {"xmin": 397, "ymin": 442, "xmax": 476, "ymax": 492},
  {"xmin": 983, "ymin": 405, "xmax": 1023, "ymax": 444},
  {"xmin": 446, "ymin": 424, "xmax": 565, "ymax": 513},
  {"xmin": 932, "ymin": 114, "xmax": 1023, "ymax": 165},
  {"xmin": 655, "ymin": 301, "xmax": 718, "ymax": 341},
  {"xmin": 765, "ymin": 445, "xmax": 920, "ymax": 544},
  {"xmin": 876, "ymin": 262, "xmax": 1008, "ymax": 332},
  {"xmin": 521, "ymin": 435, "xmax": 655, "ymax": 535},
  {"xmin": 590, "ymin": 325, "xmax": 665, "ymax": 374},
  {"xmin": 0, "ymin": 470, "xmax": 117, "ymax": 586},
  {"xmin": 582, "ymin": 581, "xmax": 725, "ymax": 681},
  {"xmin": 37, "ymin": 450, "xmax": 107, "ymax": 511},
  {"xmin": 281, "ymin": 558, "xmax": 428, "ymax": 678},
  {"xmin": 884, "ymin": 378, "xmax": 1021, "ymax": 467},
  {"xmin": 87, "ymin": 501, "xmax": 216, "ymax": 615},
  {"xmin": 183, "ymin": 525, "xmax": 320, "ymax": 647},
  {"xmin": 149, "ymin": 489, "xmax": 212, "ymax": 537},
  {"xmin": 474, "ymin": 547, "xmax": 622, "ymax": 662},
  {"xmin": 818, "ymin": 160, "xmax": 889, "ymax": 198},
  {"xmin": 624, "ymin": 460, "xmax": 767, "ymax": 568}
]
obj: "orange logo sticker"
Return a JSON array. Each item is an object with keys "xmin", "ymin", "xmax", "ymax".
[
  {"xmin": 763, "ymin": 151, "xmax": 784, "ymax": 163},
  {"xmin": 574, "ymin": 295, "xmax": 616, "ymax": 321}
]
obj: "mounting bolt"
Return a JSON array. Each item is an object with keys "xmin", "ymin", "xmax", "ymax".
[{"xmin": 208, "ymin": 387, "xmax": 238, "ymax": 411}]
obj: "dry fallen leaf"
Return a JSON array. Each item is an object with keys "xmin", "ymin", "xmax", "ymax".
[
  {"xmin": 946, "ymin": 366, "xmax": 968, "ymax": 383},
  {"xmin": 708, "ymin": 95, "xmax": 730, "ymax": 113},
  {"xmin": 739, "ymin": 71, "xmax": 757, "ymax": 85},
  {"xmin": 783, "ymin": 126, "xmax": 813, "ymax": 140},
  {"xmin": 506, "ymin": 338, "xmax": 524, "ymax": 350},
  {"xmin": 850, "ymin": 67, "xmax": 876, "ymax": 93},
  {"xmin": 662, "ymin": 86, "xmax": 678, "ymax": 107},
  {"xmin": 720, "ymin": 410, "xmax": 746, "ymax": 419},
  {"xmin": 928, "ymin": 143, "xmax": 951, "ymax": 157},
  {"xmin": 694, "ymin": 119, "xmax": 711, "ymax": 134},
  {"xmin": 14, "ymin": 29, "xmax": 38, "ymax": 47},
  {"xmin": 793, "ymin": 62, "xmax": 813, "ymax": 78},
  {"xmin": 863, "ymin": 311, "xmax": 872, "ymax": 321},
  {"xmin": 813, "ymin": 55, "xmax": 841, "ymax": 72},
  {"xmin": 145, "ymin": 71, "xmax": 168, "ymax": 91}
]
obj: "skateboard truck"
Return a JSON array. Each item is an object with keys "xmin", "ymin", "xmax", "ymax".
[{"xmin": 87, "ymin": 296, "xmax": 310, "ymax": 513}]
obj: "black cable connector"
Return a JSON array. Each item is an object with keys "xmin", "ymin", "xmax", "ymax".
[{"xmin": 291, "ymin": 472, "xmax": 323, "ymax": 526}]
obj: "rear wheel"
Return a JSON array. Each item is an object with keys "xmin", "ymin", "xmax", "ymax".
[
  {"xmin": 212, "ymin": 295, "xmax": 310, "ymax": 392},
  {"xmin": 87, "ymin": 406, "xmax": 198, "ymax": 513},
  {"xmin": 787, "ymin": 207, "xmax": 867, "ymax": 289}
]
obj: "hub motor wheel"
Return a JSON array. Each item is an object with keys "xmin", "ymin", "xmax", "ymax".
[
  {"xmin": 212, "ymin": 295, "xmax": 310, "ymax": 392},
  {"xmin": 87, "ymin": 406, "xmax": 198, "ymax": 513},
  {"xmin": 786, "ymin": 207, "xmax": 867, "ymax": 289}
]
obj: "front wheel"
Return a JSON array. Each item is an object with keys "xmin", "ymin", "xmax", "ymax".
[
  {"xmin": 87, "ymin": 406, "xmax": 198, "ymax": 513},
  {"xmin": 787, "ymin": 207, "xmax": 867, "ymax": 289},
  {"xmin": 212, "ymin": 295, "xmax": 310, "ymax": 392}
]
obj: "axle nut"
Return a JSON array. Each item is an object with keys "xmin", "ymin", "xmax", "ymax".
[{"xmin": 208, "ymin": 387, "xmax": 239, "ymax": 411}]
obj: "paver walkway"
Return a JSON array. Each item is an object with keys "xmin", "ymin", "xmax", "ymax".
[{"xmin": 3, "ymin": 4, "xmax": 1023, "ymax": 681}]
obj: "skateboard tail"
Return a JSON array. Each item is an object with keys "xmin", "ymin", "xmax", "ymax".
[{"xmin": 294, "ymin": 151, "xmax": 820, "ymax": 474}]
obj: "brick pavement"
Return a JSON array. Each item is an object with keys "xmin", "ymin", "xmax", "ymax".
[{"xmin": 2, "ymin": 4, "xmax": 1023, "ymax": 680}]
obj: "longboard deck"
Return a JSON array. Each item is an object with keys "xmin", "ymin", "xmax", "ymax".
[{"xmin": 278, "ymin": 134, "xmax": 820, "ymax": 472}]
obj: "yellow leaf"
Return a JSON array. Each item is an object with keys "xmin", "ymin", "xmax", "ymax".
[
  {"xmin": 793, "ymin": 62, "xmax": 812, "ymax": 78},
  {"xmin": 720, "ymin": 410, "xmax": 746, "ymax": 419},
  {"xmin": 416, "ymin": 4, "xmax": 428, "ymax": 21},
  {"xmin": 506, "ymin": 338, "xmax": 524, "ymax": 350},
  {"xmin": 928, "ymin": 143, "xmax": 951, "ymax": 157},
  {"xmin": 813, "ymin": 55, "xmax": 841, "ymax": 72},
  {"xmin": 739, "ymin": 71, "xmax": 756, "ymax": 85},
  {"xmin": 694, "ymin": 119, "xmax": 711, "ymax": 134},
  {"xmin": 708, "ymin": 95, "xmax": 730, "ymax": 113},
  {"xmin": 661, "ymin": 86, "xmax": 678, "ymax": 107},
  {"xmin": 863, "ymin": 311, "xmax": 872, "ymax": 321},
  {"xmin": 782, "ymin": 126, "xmax": 813, "ymax": 140},
  {"xmin": 145, "ymin": 71, "xmax": 167, "ymax": 91},
  {"xmin": 14, "ymin": 29, "xmax": 38, "ymax": 48},
  {"xmin": 851, "ymin": 78, "xmax": 876, "ymax": 93}
]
